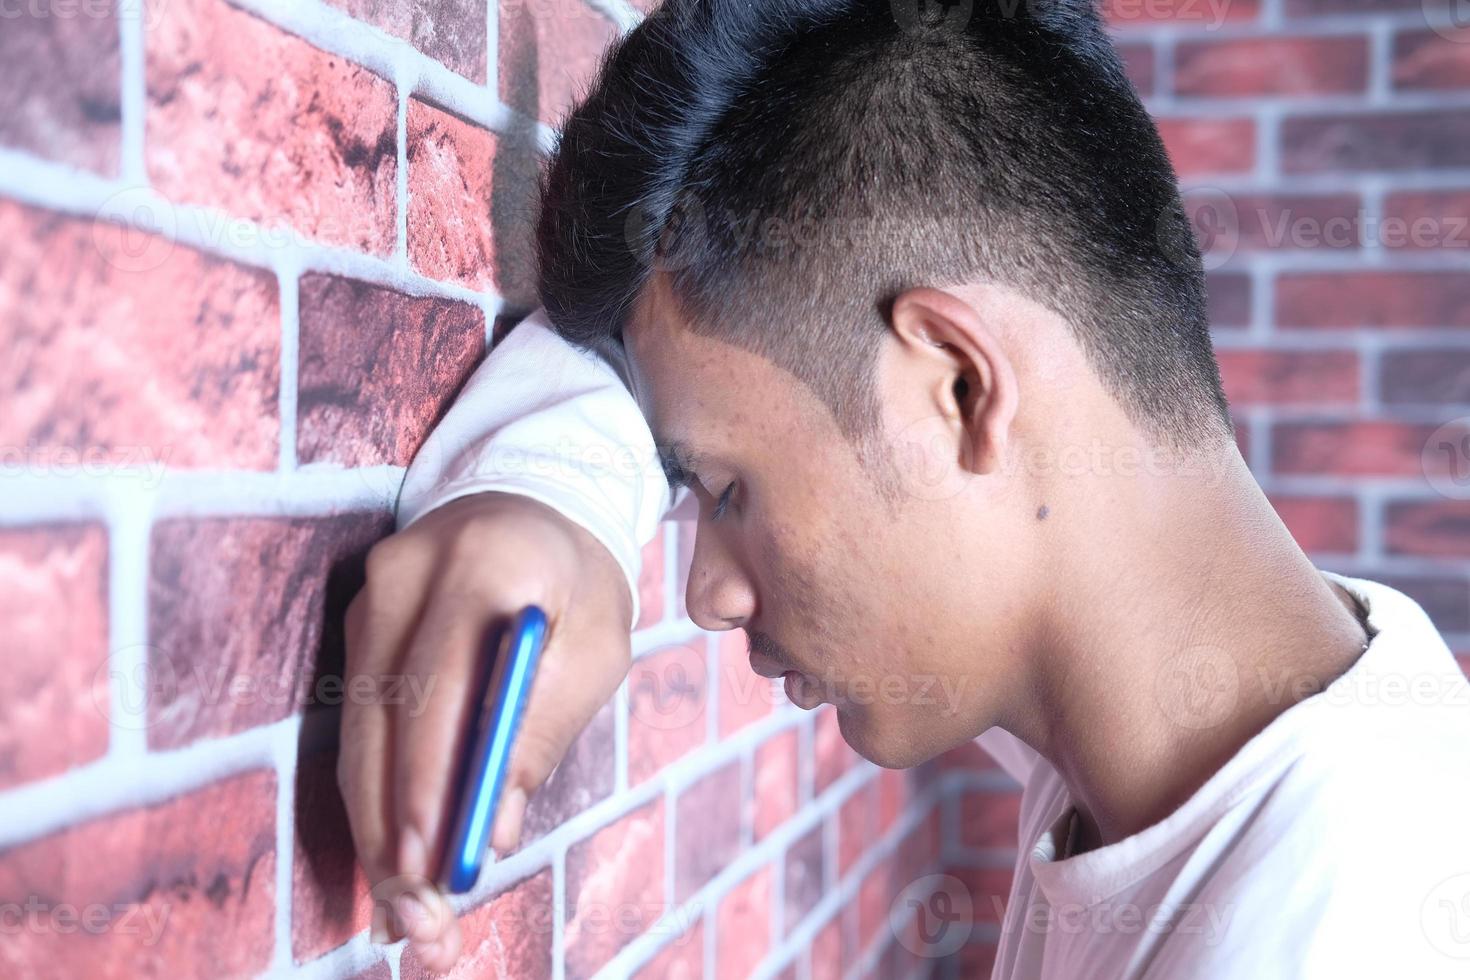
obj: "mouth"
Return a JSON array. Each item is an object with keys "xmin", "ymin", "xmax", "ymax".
[{"xmin": 782, "ymin": 670, "xmax": 824, "ymax": 711}]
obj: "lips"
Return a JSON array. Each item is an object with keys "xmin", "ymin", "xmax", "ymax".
[{"xmin": 748, "ymin": 649, "xmax": 789, "ymax": 679}]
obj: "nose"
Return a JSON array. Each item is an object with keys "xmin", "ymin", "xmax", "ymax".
[{"xmin": 683, "ymin": 520, "xmax": 755, "ymax": 633}]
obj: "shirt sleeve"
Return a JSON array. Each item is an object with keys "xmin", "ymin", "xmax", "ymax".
[{"xmin": 395, "ymin": 305, "xmax": 687, "ymax": 627}]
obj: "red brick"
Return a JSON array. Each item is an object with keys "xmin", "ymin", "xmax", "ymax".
[
  {"xmin": 1185, "ymin": 192, "xmax": 1363, "ymax": 256},
  {"xmin": 349, "ymin": 964, "xmax": 392, "ymax": 980},
  {"xmin": 948, "ymin": 865, "xmax": 1014, "ymax": 926},
  {"xmin": 838, "ymin": 781, "xmax": 877, "ymax": 880},
  {"xmin": 1116, "ymin": 42, "xmax": 1155, "ymax": 96},
  {"xmin": 674, "ymin": 761, "xmax": 741, "ymax": 902},
  {"xmin": 716, "ymin": 866, "xmax": 771, "ymax": 979},
  {"xmin": 147, "ymin": 512, "xmax": 392, "ymax": 748},
  {"xmin": 1174, "ymin": 37, "xmax": 1368, "ymax": 97},
  {"xmin": 324, "ymin": 0, "xmax": 487, "ymax": 80},
  {"xmin": 958, "ymin": 789, "xmax": 1022, "ymax": 852},
  {"xmin": 1266, "ymin": 495, "xmax": 1359, "ymax": 554},
  {"xmin": 1282, "ymin": 110, "xmax": 1470, "ymax": 173},
  {"xmin": 1393, "ymin": 28, "xmax": 1470, "ymax": 89},
  {"xmin": 877, "ymin": 768, "xmax": 909, "ymax": 836},
  {"xmin": 932, "ymin": 737, "xmax": 999, "ymax": 773},
  {"xmin": 0, "ymin": 524, "xmax": 108, "ymax": 790},
  {"xmin": 1381, "ymin": 349, "xmax": 1470, "ymax": 405},
  {"xmin": 148, "ymin": 0, "xmax": 397, "ymax": 254},
  {"xmin": 401, "ymin": 867, "xmax": 555, "ymax": 979},
  {"xmin": 407, "ymin": 99, "xmax": 496, "ymax": 290},
  {"xmin": 627, "ymin": 642, "xmax": 709, "ymax": 786},
  {"xmin": 297, "ymin": 274, "xmax": 485, "ymax": 467},
  {"xmin": 813, "ymin": 706, "xmax": 857, "ymax": 796},
  {"xmin": 1207, "ymin": 271, "xmax": 1251, "ymax": 329},
  {"xmin": 947, "ymin": 941, "xmax": 1000, "ymax": 979},
  {"xmin": 565, "ymin": 800, "xmax": 666, "ymax": 979},
  {"xmin": 292, "ymin": 748, "xmax": 371, "ymax": 963},
  {"xmin": 633, "ymin": 919, "xmax": 703, "ymax": 980},
  {"xmin": 636, "ymin": 530, "xmax": 666, "ymax": 629},
  {"xmin": 1104, "ymin": 0, "xmax": 1260, "ymax": 28},
  {"xmin": 498, "ymin": 0, "xmax": 618, "ymax": 126},
  {"xmin": 1155, "ymin": 118, "xmax": 1256, "ymax": 177},
  {"xmin": 1215, "ymin": 350, "xmax": 1358, "ymax": 406},
  {"xmin": 810, "ymin": 910, "xmax": 848, "ymax": 980},
  {"xmin": 784, "ymin": 824, "xmax": 824, "ymax": 934},
  {"xmin": 1234, "ymin": 414, "xmax": 1252, "ymax": 465},
  {"xmin": 1380, "ymin": 190, "xmax": 1470, "ymax": 251},
  {"xmin": 0, "ymin": 770, "xmax": 276, "ymax": 979},
  {"xmin": 518, "ymin": 699, "xmax": 617, "ymax": 851},
  {"xmin": 0, "ymin": 201, "xmax": 280, "ymax": 470},
  {"xmin": 752, "ymin": 729, "xmax": 799, "ymax": 841},
  {"xmin": 1287, "ymin": 0, "xmax": 1418, "ymax": 12},
  {"xmin": 720, "ymin": 628, "xmax": 776, "ymax": 737},
  {"xmin": 1276, "ymin": 271, "xmax": 1470, "ymax": 328},
  {"xmin": 0, "ymin": 2, "xmax": 120, "ymax": 173},
  {"xmin": 897, "ymin": 807, "xmax": 943, "ymax": 878},
  {"xmin": 1271, "ymin": 420, "xmax": 1439, "ymax": 477},
  {"xmin": 856, "ymin": 856, "xmax": 895, "ymax": 954},
  {"xmin": 1385, "ymin": 500, "xmax": 1470, "ymax": 558}
]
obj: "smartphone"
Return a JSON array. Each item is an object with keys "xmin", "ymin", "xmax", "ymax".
[{"xmin": 437, "ymin": 604, "xmax": 549, "ymax": 894}]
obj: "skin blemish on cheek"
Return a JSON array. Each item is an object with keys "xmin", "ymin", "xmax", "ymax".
[{"xmin": 1036, "ymin": 504, "xmax": 1049, "ymax": 520}]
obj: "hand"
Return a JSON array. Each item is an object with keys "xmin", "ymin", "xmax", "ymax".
[{"xmin": 338, "ymin": 491, "xmax": 634, "ymax": 971}]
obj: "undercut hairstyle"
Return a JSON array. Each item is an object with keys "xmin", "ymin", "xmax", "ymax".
[{"xmin": 534, "ymin": 0, "xmax": 1235, "ymax": 492}]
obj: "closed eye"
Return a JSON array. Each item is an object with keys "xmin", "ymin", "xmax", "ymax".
[{"xmin": 712, "ymin": 482, "xmax": 735, "ymax": 521}]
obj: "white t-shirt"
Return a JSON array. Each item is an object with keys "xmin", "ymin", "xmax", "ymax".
[
  {"xmin": 401, "ymin": 306, "xmax": 1470, "ymax": 977},
  {"xmin": 978, "ymin": 569, "xmax": 1470, "ymax": 978}
]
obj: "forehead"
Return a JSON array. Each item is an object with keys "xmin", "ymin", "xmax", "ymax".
[{"xmin": 623, "ymin": 276, "xmax": 754, "ymax": 428}]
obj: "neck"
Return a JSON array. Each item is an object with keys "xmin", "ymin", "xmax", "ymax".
[{"xmin": 1006, "ymin": 446, "xmax": 1370, "ymax": 852}]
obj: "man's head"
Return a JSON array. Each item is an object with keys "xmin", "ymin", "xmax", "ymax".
[{"xmin": 535, "ymin": 0, "xmax": 1237, "ymax": 767}]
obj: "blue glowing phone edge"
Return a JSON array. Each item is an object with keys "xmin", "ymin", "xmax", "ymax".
[{"xmin": 438, "ymin": 604, "xmax": 549, "ymax": 894}]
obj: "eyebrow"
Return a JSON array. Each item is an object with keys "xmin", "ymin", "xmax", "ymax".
[{"xmin": 656, "ymin": 440, "xmax": 704, "ymax": 495}]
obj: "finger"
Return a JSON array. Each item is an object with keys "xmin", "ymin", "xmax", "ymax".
[
  {"xmin": 489, "ymin": 605, "xmax": 632, "ymax": 853},
  {"xmin": 337, "ymin": 570, "xmax": 428, "ymax": 940},
  {"xmin": 391, "ymin": 588, "xmax": 514, "ymax": 882}
]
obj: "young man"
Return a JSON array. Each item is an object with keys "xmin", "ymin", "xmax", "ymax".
[{"xmin": 339, "ymin": 0, "xmax": 1470, "ymax": 974}]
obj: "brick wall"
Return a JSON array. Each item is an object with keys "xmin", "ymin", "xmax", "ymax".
[{"xmin": 1, "ymin": 1, "xmax": 1467, "ymax": 979}]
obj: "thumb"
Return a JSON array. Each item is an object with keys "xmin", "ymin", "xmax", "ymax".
[{"xmin": 488, "ymin": 610, "xmax": 631, "ymax": 853}]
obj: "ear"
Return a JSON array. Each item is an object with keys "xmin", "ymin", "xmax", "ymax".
[{"xmin": 889, "ymin": 286, "xmax": 1019, "ymax": 476}]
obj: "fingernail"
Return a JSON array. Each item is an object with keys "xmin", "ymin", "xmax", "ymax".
[
  {"xmin": 395, "ymin": 891, "xmax": 428, "ymax": 933},
  {"xmin": 370, "ymin": 904, "xmax": 390, "ymax": 944},
  {"xmin": 492, "ymin": 786, "xmax": 527, "ymax": 851},
  {"xmin": 399, "ymin": 825, "xmax": 428, "ymax": 876}
]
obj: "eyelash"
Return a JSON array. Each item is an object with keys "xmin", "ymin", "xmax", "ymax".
[{"xmin": 712, "ymin": 481, "xmax": 736, "ymax": 521}]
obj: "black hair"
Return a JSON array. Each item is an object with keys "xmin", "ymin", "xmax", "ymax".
[{"xmin": 535, "ymin": 0, "xmax": 1234, "ymax": 480}]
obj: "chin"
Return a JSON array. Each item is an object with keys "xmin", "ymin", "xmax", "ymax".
[{"xmin": 834, "ymin": 706, "xmax": 934, "ymax": 770}]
